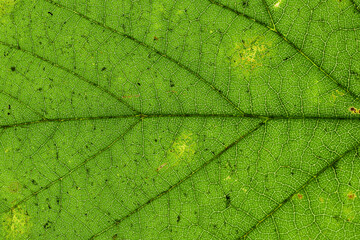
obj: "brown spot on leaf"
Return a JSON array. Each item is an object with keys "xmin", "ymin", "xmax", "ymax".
[
  {"xmin": 347, "ymin": 191, "xmax": 356, "ymax": 200},
  {"xmin": 7, "ymin": 182, "xmax": 21, "ymax": 193}
]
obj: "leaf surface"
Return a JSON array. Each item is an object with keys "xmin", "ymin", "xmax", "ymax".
[{"xmin": 1, "ymin": 0, "xmax": 360, "ymax": 239}]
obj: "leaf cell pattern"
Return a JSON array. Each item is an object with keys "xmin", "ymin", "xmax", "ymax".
[{"xmin": 1, "ymin": 0, "xmax": 360, "ymax": 239}]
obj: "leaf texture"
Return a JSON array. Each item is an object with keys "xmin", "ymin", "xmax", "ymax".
[{"xmin": 1, "ymin": 0, "xmax": 360, "ymax": 239}]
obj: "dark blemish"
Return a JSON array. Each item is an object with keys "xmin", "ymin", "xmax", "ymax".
[
  {"xmin": 347, "ymin": 192, "xmax": 356, "ymax": 200},
  {"xmin": 170, "ymin": 80, "xmax": 175, "ymax": 87},
  {"xmin": 213, "ymin": 224, "xmax": 217, "ymax": 229},
  {"xmin": 37, "ymin": 88, "xmax": 43, "ymax": 91},
  {"xmin": 112, "ymin": 234, "xmax": 118, "ymax": 240},
  {"xmin": 137, "ymin": 82, "xmax": 141, "ymax": 86},
  {"xmin": 154, "ymin": 36, "xmax": 158, "ymax": 41},
  {"xmin": 48, "ymin": 12, "xmax": 53, "ymax": 16},
  {"xmin": 154, "ymin": 139, "xmax": 157, "ymax": 142},
  {"xmin": 43, "ymin": 220, "xmax": 53, "ymax": 229},
  {"xmin": 7, "ymin": 112, "xmax": 10, "ymax": 115},
  {"xmin": 177, "ymin": 215, "xmax": 181, "ymax": 223},
  {"xmin": 10, "ymin": 66, "xmax": 15, "ymax": 71},
  {"xmin": 184, "ymin": 9, "xmax": 187, "ymax": 12},
  {"xmin": 349, "ymin": 107, "xmax": 358, "ymax": 113},
  {"xmin": 283, "ymin": 57, "xmax": 289, "ymax": 61},
  {"xmin": 101, "ymin": 67, "xmax": 106, "ymax": 71},
  {"xmin": 225, "ymin": 194, "xmax": 231, "ymax": 208},
  {"xmin": 48, "ymin": 203, "xmax": 51, "ymax": 209},
  {"xmin": 242, "ymin": 0, "xmax": 249, "ymax": 7},
  {"xmin": 291, "ymin": 171, "xmax": 294, "ymax": 175}
]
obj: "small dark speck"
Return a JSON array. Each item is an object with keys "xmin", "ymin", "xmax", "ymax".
[
  {"xmin": 137, "ymin": 82, "xmax": 141, "ymax": 86},
  {"xmin": 177, "ymin": 215, "xmax": 181, "ymax": 223},
  {"xmin": 8, "ymin": 105, "xmax": 11, "ymax": 110},
  {"xmin": 48, "ymin": 12, "xmax": 53, "ymax": 16},
  {"xmin": 43, "ymin": 221, "xmax": 52, "ymax": 229},
  {"xmin": 225, "ymin": 194, "xmax": 231, "ymax": 207},
  {"xmin": 283, "ymin": 57, "xmax": 289, "ymax": 61},
  {"xmin": 7, "ymin": 112, "xmax": 10, "ymax": 115},
  {"xmin": 101, "ymin": 67, "xmax": 106, "ymax": 71},
  {"xmin": 10, "ymin": 66, "xmax": 15, "ymax": 71}
]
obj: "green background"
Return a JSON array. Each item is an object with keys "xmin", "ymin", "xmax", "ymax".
[{"xmin": 1, "ymin": 0, "xmax": 360, "ymax": 239}]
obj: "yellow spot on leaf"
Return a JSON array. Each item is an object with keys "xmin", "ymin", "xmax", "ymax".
[
  {"xmin": 167, "ymin": 131, "xmax": 197, "ymax": 164},
  {"xmin": 274, "ymin": 0, "xmax": 283, "ymax": 8},
  {"xmin": 158, "ymin": 131, "xmax": 198, "ymax": 174},
  {"xmin": 224, "ymin": 176, "xmax": 231, "ymax": 181},
  {"xmin": 347, "ymin": 191, "xmax": 356, "ymax": 200},
  {"xmin": 330, "ymin": 90, "xmax": 345, "ymax": 103},
  {"xmin": 1, "ymin": 206, "xmax": 32, "ymax": 240},
  {"xmin": 229, "ymin": 35, "xmax": 273, "ymax": 77},
  {"xmin": 0, "ymin": 0, "xmax": 16, "ymax": 17}
]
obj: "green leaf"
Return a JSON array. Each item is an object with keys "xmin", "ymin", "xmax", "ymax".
[{"xmin": 1, "ymin": 0, "xmax": 360, "ymax": 239}]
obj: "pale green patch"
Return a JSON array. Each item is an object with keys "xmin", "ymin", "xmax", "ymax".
[
  {"xmin": 150, "ymin": 2, "xmax": 166, "ymax": 31},
  {"xmin": 0, "ymin": 172, "xmax": 24, "ymax": 205},
  {"xmin": 0, "ymin": 0, "xmax": 16, "ymax": 22},
  {"xmin": 1, "ymin": 206, "xmax": 32, "ymax": 240},
  {"xmin": 157, "ymin": 131, "xmax": 198, "ymax": 173},
  {"xmin": 228, "ymin": 35, "xmax": 273, "ymax": 78},
  {"xmin": 330, "ymin": 90, "xmax": 345, "ymax": 103},
  {"xmin": 342, "ymin": 206, "xmax": 356, "ymax": 222}
]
